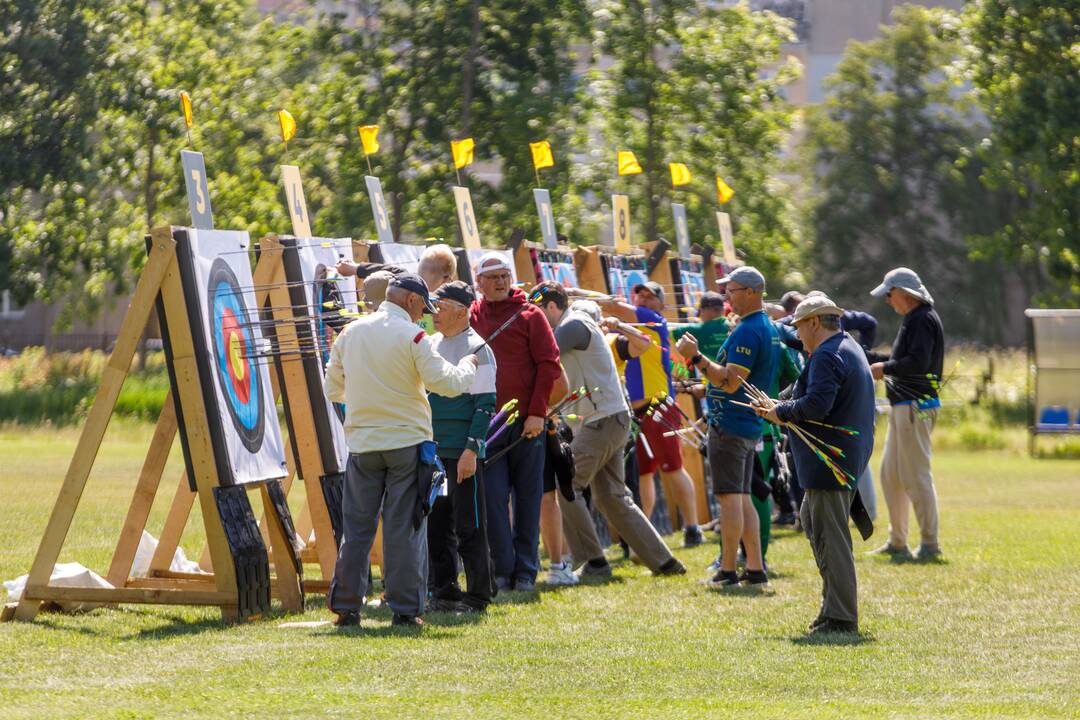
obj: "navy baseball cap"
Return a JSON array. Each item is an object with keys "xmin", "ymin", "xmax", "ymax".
[
  {"xmin": 433, "ymin": 280, "xmax": 475, "ymax": 308},
  {"xmin": 389, "ymin": 273, "xmax": 437, "ymax": 314}
]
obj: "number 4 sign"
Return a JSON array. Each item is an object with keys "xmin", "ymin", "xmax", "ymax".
[
  {"xmin": 181, "ymin": 150, "xmax": 214, "ymax": 230},
  {"xmin": 280, "ymin": 165, "xmax": 312, "ymax": 237}
]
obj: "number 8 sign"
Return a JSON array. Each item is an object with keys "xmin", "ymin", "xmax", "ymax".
[{"xmin": 612, "ymin": 194, "xmax": 631, "ymax": 253}]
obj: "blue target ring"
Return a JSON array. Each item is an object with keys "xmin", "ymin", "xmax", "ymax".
[{"xmin": 208, "ymin": 259, "xmax": 265, "ymax": 453}]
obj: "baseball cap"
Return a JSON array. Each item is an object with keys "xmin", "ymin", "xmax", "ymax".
[
  {"xmin": 698, "ymin": 291, "xmax": 726, "ymax": 310},
  {"xmin": 870, "ymin": 267, "xmax": 934, "ymax": 305},
  {"xmin": 717, "ymin": 266, "xmax": 765, "ymax": 292},
  {"xmin": 632, "ymin": 280, "xmax": 665, "ymax": 306},
  {"xmin": 791, "ymin": 294, "xmax": 844, "ymax": 324},
  {"xmin": 389, "ymin": 272, "xmax": 437, "ymax": 314},
  {"xmin": 432, "ymin": 280, "xmax": 475, "ymax": 308},
  {"xmin": 475, "ymin": 252, "xmax": 512, "ymax": 276}
]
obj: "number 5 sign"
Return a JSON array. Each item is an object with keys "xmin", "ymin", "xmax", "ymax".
[
  {"xmin": 181, "ymin": 150, "xmax": 214, "ymax": 230},
  {"xmin": 612, "ymin": 194, "xmax": 631, "ymax": 253},
  {"xmin": 280, "ymin": 165, "xmax": 312, "ymax": 237},
  {"xmin": 453, "ymin": 186, "xmax": 482, "ymax": 250}
]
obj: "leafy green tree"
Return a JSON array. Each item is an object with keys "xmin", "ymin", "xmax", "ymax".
[
  {"xmin": 962, "ymin": 0, "xmax": 1080, "ymax": 303},
  {"xmin": 803, "ymin": 5, "xmax": 1018, "ymax": 342},
  {"xmin": 579, "ymin": 1, "xmax": 801, "ymax": 279}
]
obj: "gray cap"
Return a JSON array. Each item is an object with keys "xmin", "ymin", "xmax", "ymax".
[
  {"xmin": 870, "ymin": 267, "xmax": 933, "ymax": 306},
  {"xmin": 792, "ymin": 294, "xmax": 844, "ymax": 324},
  {"xmin": 717, "ymin": 266, "xmax": 765, "ymax": 292},
  {"xmin": 632, "ymin": 280, "xmax": 665, "ymax": 306}
]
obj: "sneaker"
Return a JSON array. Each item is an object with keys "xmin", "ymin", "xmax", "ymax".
[
  {"xmin": 683, "ymin": 525, "xmax": 704, "ymax": 548},
  {"xmin": 545, "ymin": 563, "xmax": 580, "ymax": 586},
  {"xmin": 739, "ymin": 569, "xmax": 769, "ymax": 588},
  {"xmin": 654, "ymin": 557, "xmax": 687, "ymax": 576},
  {"xmin": 333, "ymin": 610, "xmax": 360, "ymax": 627},
  {"xmin": 915, "ymin": 544, "xmax": 943, "ymax": 561},
  {"xmin": 574, "ymin": 560, "xmax": 613, "ymax": 580},
  {"xmin": 426, "ymin": 597, "xmax": 463, "ymax": 613},
  {"xmin": 705, "ymin": 569, "xmax": 740, "ymax": 589},
  {"xmin": 514, "ymin": 578, "xmax": 537, "ymax": 592},
  {"xmin": 868, "ymin": 543, "xmax": 913, "ymax": 560},
  {"xmin": 807, "ymin": 614, "xmax": 827, "ymax": 632},
  {"xmin": 391, "ymin": 613, "xmax": 424, "ymax": 628},
  {"xmin": 494, "ymin": 576, "xmax": 514, "ymax": 592},
  {"xmin": 807, "ymin": 618, "xmax": 858, "ymax": 635},
  {"xmin": 774, "ymin": 512, "xmax": 796, "ymax": 527},
  {"xmin": 706, "ymin": 552, "xmax": 723, "ymax": 574}
]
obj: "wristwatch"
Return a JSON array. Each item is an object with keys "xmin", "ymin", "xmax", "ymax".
[{"xmin": 690, "ymin": 354, "xmax": 705, "ymax": 369}]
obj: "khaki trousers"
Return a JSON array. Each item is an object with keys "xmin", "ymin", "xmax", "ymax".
[
  {"xmin": 880, "ymin": 404, "xmax": 939, "ymax": 548},
  {"xmin": 560, "ymin": 412, "xmax": 674, "ymax": 571}
]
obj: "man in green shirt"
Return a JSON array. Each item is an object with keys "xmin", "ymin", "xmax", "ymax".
[
  {"xmin": 672, "ymin": 291, "xmax": 730, "ymax": 361},
  {"xmin": 427, "ymin": 281, "xmax": 498, "ymax": 612}
]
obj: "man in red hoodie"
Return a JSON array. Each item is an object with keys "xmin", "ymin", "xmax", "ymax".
[{"xmin": 471, "ymin": 253, "xmax": 563, "ymax": 591}]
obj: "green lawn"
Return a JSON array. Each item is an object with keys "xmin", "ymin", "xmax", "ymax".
[{"xmin": 1, "ymin": 420, "xmax": 1078, "ymax": 719}]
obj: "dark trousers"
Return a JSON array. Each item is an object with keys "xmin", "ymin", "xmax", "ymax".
[
  {"xmin": 801, "ymin": 489, "xmax": 858, "ymax": 624},
  {"xmin": 484, "ymin": 421, "xmax": 545, "ymax": 584},
  {"xmin": 427, "ymin": 460, "xmax": 494, "ymax": 609},
  {"xmin": 328, "ymin": 446, "xmax": 426, "ymax": 617}
]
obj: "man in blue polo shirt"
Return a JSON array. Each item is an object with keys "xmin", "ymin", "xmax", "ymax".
[{"xmin": 676, "ymin": 266, "xmax": 780, "ymax": 588}]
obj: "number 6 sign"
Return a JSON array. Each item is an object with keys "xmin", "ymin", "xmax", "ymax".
[{"xmin": 453, "ymin": 186, "xmax": 482, "ymax": 250}]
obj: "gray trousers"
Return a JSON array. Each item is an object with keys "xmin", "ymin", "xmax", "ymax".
[
  {"xmin": 801, "ymin": 489, "xmax": 858, "ymax": 624},
  {"xmin": 560, "ymin": 412, "xmax": 674, "ymax": 572},
  {"xmin": 328, "ymin": 445, "xmax": 427, "ymax": 617}
]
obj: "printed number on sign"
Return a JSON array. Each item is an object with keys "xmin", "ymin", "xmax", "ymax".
[
  {"xmin": 464, "ymin": 203, "xmax": 475, "ymax": 237},
  {"xmin": 618, "ymin": 208, "xmax": 627, "ymax": 241},
  {"xmin": 191, "ymin": 169, "xmax": 207, "ymax": 214}
]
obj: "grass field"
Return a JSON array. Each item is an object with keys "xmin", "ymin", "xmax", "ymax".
[{"xmin": 1, "ymin": 420, "xmax": 1079, "ymax": 719}]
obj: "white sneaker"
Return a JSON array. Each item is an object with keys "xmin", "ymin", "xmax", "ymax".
[{"xmin": 545, "ymin": 562, "xmax": 580, "ymax": 586}]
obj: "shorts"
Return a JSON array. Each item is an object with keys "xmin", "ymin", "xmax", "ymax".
[
  {"xmin": 708, "ymin": 427, "xmax": 758, "ymax": 495},
  {"xmin": 634, "ymin": 403, "xmax": 684, "ymax": 475}
]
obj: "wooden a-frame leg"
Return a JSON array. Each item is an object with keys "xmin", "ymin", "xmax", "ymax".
[
  {"xmin": 13, "ymin": 234, "xmax": 176, "ymax": 622},
  {"xmin": 149, "ymin": 473, "xmax": 198, "ymax": 574},
  {"xmin": 260, "ymin": 485, "xmax": 302, "ymax": 612},
  {"xmin": 106, "ymin": 394, "xmax": 178, "ymax": 587}
]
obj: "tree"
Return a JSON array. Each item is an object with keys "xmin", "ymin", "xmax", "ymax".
[
  {"xmin": 962, "ymin": 0, "xmax": 1080, "ymax": 304},
  {"xmin": 580, "ymin": 1, "xmax": 801, "ymax": 280},
  {"xmin": 803, "ymin": 5, "xmax": 1019, "ymax": 343}
]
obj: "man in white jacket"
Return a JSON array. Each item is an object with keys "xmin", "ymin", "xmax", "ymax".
[{"xmin": 325, "ymin": 273, "xmax": 477, "ymax": 628}]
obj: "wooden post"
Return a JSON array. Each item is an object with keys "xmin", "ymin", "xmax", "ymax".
[{"xmin": 13, "ymin": 230, "xmax": 178, "ymax": 622}]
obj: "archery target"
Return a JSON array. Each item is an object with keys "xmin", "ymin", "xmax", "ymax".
[
  {"xmin": 183, "ymin": 228, "xmax": 287, "ymax": 486},
  {"xmin": 208, "ymin": 259, "xmax": 265, "ymax": 452}
]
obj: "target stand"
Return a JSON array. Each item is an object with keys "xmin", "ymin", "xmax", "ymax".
[{"xmin": 7, "ymin": 227, "xmax": 304, "ymax": 623}]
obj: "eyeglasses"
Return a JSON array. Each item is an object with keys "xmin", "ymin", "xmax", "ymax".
[
  {"xmin": 726, "ymin": 286, "xmax": 753, "ymax": 296},
  {"xmin": 481, "ymin": 273, "xmax": 512, "ymax": 283}
]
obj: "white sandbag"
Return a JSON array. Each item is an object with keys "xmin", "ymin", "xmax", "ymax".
[
  {"xmin": 130, "ymin": 530, "xmax": 206, "ymax": 577},
  {"xmin": 3, "ymin": 562, "xmax": 113, "ymax": 613}
]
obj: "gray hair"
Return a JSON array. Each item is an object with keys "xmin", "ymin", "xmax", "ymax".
[{"xmin": 818, "ymin": 314, "xmax": 841, "ymax": 330}]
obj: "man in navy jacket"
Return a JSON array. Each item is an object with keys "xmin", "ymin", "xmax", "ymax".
[{"xmin": 754, "ymin": 295, "xmax": 875, "ymax": 635}]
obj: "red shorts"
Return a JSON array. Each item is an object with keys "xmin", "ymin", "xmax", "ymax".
[{"xmin": 634, "ymin": 403, "xmax": 684, "ymax": 475}]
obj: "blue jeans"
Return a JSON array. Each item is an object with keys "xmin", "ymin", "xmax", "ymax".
[{"xmin": 483, "ymin": 420, "xmax": 545, "ymax": 584}]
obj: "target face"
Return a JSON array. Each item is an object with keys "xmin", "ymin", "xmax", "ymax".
[{"xmin": 207, "ymin": 258, "xmax": 265, "ymax": 453}]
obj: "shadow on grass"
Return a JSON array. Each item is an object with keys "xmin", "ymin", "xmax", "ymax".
[{"xmin": 790, "ymin": 631, "xmax": 875, "ymax": 647}]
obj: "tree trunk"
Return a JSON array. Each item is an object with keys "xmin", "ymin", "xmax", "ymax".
[{"xmin": 460, "ymin": 0, "xmax": 482, "ymax": 136}]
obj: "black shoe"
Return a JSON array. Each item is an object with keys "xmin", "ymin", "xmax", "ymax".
[
  {"xmin": 808, "ymin": 614, "xmax": 827, "ymax": 631},
  {"xmin": 739, "ymin": 569, "xmax": 769, "ymax": 588},
  {"xmin": 705, "ymin": 569, "xmax": 740, "ymax": 589},
  {"xmin": 427, "ymin": 597, "xmax": 462, "ymax": 613},
  {"xmin": 654, "ymin": 557, "xmax": 687, "ymax": 576},
  {"xmin": 333, "ymin": 610, "xmax": 360, "ymax": 627},
  {"xmin": 619, "ymin": 539, "xmax": 631, "ymax": 560},
  {"xmin": 456, "ymin": 601, "xmax": 487, "ymax": 614},
  {"xmin": 391, "ymin": 613, "xmax": 424, "ymax": 627},
  {"xmin": 683, "ymin": 525, "xmax": 704, "ymax": 548},
  {"xmin": 775, "ymin": 512, "xmax": 796, "ymax": 527},
  {"xmin": 808, "ymin": 618, "xmax": 858, "ymax": 635}
]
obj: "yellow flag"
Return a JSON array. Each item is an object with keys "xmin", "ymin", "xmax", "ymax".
[
  {"xmin": 180, "ymin": 91, "xmax": 193, "ymax": 129},
  {"xmin": 451, "ymin": 138, "xmax": 475, "ymax": 169},
  {"xmin": 617, "ymin": 150, "xmax": 642, "ymax": 176},
  {"xmin": 530, "ymin": 140, "xmax": 554, "ymax": 170},
  {"xmin": 278, "ymin": 109, "xmax": 297, "ymax": 143},
  {"xmin": 670, "ymin": 162, "xmax": 692, "ymax": 187},
  {"xmin": 716, "ymin": 176, "xmax": 735, "ymax": 204},
  {"xmin": 357, "ymin": 125, "xmax": 380, "ymax": 155}
]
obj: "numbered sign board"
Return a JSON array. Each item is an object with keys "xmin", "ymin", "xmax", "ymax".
[
  {"xmin": 612, "ymin": 194, "xmax": 631, "ymax": 253},
  {"xmin": 672, "ymin": 203, "xmax": 691, "ymax": 259},
  {"xmin": 365, "ymin": 175, "xmax": 394, "ymax": 245},
  {"xmin": 181, "ymin": 150, "xmax": 214, "ymax": 230},
  {"xmin": 717, "ymin": 211, "xmax": 736, "ymax": 266},
  {"xmin": 453, "ymin": 186, "xmax": 482, "ymax": 250},
  {"xmin": 280, "ymin": 165, "xmax": 312, "ymax": 237},
  {"xmin": 534, "ymin": 188, "xmax": 558, "ymax": 249}
]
